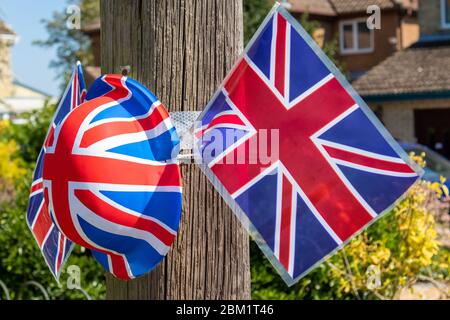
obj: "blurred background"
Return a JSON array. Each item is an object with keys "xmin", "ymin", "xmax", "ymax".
[{"xmin": 0, "ymin": 0, "xmax": 449, "ymax": 300}]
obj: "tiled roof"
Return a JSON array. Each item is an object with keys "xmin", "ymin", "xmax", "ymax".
[
  {"xmin": 330, "ymin": 0, "xmax": 396, "ymax": 14},
  {"xmin": 0, "ymin": 20, "xmax": 15, "ymax": 35},
  {"xmin": 288, "ymin": 0, "xmax": 415, "ymax": 15},
  {"xmin": 288, "ymin": 0, "xmax": 336, "ymax": 16},
  {"xmin": 353, "ymin": 45, "xmax": 450, "ymax": 97}
]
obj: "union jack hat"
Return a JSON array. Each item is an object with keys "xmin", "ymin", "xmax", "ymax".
[{"xmin": 42, "ymin": 74, "xmax": 182, "ymax": 280}]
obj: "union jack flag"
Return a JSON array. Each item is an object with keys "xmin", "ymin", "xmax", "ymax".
[
  {"xmin": 195, "ymin": 5, "xmax": 421, "ymax": 285},
  {"xmin": 41, "ymin": 74, "xmax": 182, "ymax": 280},
  {"xmin": 27, "ymin": 62, "xmax": 87, "ymax": 279}
]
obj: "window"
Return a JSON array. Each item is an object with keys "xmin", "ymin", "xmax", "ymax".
[
  {"xmin": 339, "ymin": 19, "xmax": 374, "ymax": 55},
  {"xmin": 442, "ymin": 0, "xmax": 450, "ymax": 29}
]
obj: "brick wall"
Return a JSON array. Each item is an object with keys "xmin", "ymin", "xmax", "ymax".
[
  {"xmin": 419, "ymin": 0, "xmax": 450, "ymax": 36},
  {"xmin": 369, "ymin": 98, "xmax": 450, "ymax": 142}
]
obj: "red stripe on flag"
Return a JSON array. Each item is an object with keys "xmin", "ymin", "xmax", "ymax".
[
  {"xmin": 103, "ymin": 75, "xmax": 130, "ymax": 101},
  {"xmin": 323, "ymin": 145, "xmax": 416, "ymax": 173},
  {"xmin": 206, "ymin": 114, "xmax": 245, "ymax": 130},
  {"xmin": 109, "ymin": 254, "xmax": 131, "ymax": 280},
  {"xmin": 31, "ymin": 182, "xmax": 43, "ymax": 194},
  {"xmin": 279, "ymin": 175, "xmax": 292, "ymax": 270},
  {"xmin": 274, "ymin": 14, "xmax": 287, "ymax": 97},
  {"xmin": 44, "ymin": 126, "xmax": 55, "ymax": 149},
  {"xmin": 56, "ymin": 233, "xmax": 65, "ymax": 273},
  {"xmin": 80, "ymin": 90, "xmax": 87, "ymax": 104},
  {"xmin": 32, "ymin": 202, "xmax": 53, "ymax": 247}
]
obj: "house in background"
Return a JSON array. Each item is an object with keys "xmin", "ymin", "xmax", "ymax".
[
  {"xmin": 82, "ymin": 0, "xmax": 419, "ymax": 84},
  {"xmin": 287, "ymin": 0, "xmax": 419, "ymax": 80},
  {"xmin": 353, "ymin": 0, "xmax": 450, "ymax": 159},
  {"xmin": 0, "ymin": 20, "xmax": 50, "ymax": 120}
]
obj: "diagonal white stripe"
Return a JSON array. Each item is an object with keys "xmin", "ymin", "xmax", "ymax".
[{"xmin": 85, "ymin": 118, "xmax": 174, "ymax": 152}]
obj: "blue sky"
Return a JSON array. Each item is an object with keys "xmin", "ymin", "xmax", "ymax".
[{"xmin": 1, "ymin": 0, "xmax": 66, "ymax": 97}]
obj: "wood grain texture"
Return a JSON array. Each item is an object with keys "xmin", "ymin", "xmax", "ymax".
[{"xmin": 100, "ymin": 0, "xmax": 251, "ymax": 300}]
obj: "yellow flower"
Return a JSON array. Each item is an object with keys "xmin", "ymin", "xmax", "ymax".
[{"xmin": 0, "ymin": 140, "xmax": 26, "ymax": 188}]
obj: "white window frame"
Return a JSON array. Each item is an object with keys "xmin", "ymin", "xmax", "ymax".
[
  {"xmin": 441, "ymin": 0, "xmax": 450, "ymax": 29},
  {"xmin": 339, "ymin": 18, "xmax": 374, "ymax": 55}
]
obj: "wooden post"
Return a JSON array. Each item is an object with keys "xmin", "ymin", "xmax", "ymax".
[{"xmin": 100, "ymin": 0, "xmax": 251, "ymax": 299}]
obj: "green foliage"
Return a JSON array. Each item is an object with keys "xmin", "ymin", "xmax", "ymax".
[
  {"xmin": 0, "ymin": 122, "xmax": 27, "ymax": 204},
  {"xmin": 34, "ymin": 0, "xmax": 99, "ymax": 85},
  {"xmin": 0, "ymin": 122, "xmax": 26, "ymax": 184},
  {"xmin": 251, "ymin": 157, "xmax": 449, "ymax": 300},
  {"xmin": 2, "ymin": 103, "xmax": 55, "ymax": 165},
  {"xmin": 0, "ymin": 105, "xmax": 106, "ymax": 300},
  {"xmin": 0, "ymin": 185, "xmax": 106, "ymax": 300}
]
